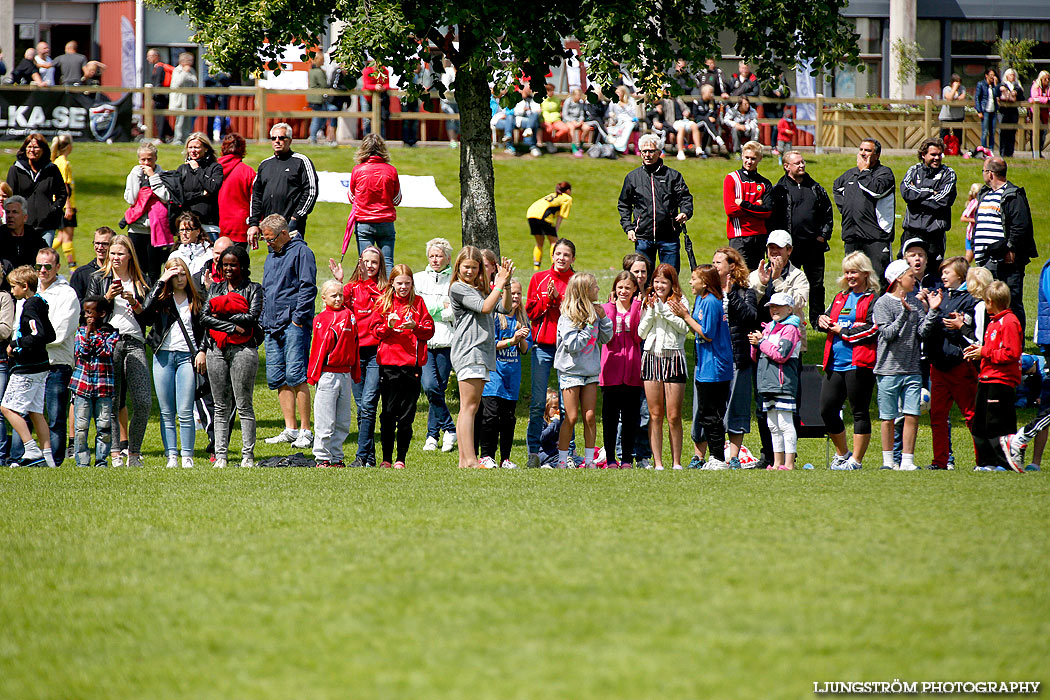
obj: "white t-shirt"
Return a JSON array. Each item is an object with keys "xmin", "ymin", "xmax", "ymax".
[
  {"xmin": 109, "ymin": 276, "xmax": 145, "ymax": 342},
  {"xmin": 159, "ymin": 296, "xmax": 193, "ymax": 352}
]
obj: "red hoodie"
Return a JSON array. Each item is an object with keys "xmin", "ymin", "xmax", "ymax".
[
  {"xmin": 978, "ymin": 308, "xmax": 1022, "ymax": 386},
  {"xmin": 722, "ymin": 169, "xmax": 772, "ymax": 239},
  {"xmin": 349, "ymin": 156, "xmax": 401, "ymax": 222},
  {"xmin": 526, "ymin": 266, "xmax": 574, "ymax": 346},
  {"xmin": 217, "ymin": 154, "xmax": 256, "ymax": 243},
  {"xmin": 307, "ymin": 306, "xmax": 362, "ymax": 385},
  {"xmin": 371, "ymin": 294, "xmax": 435, "ymax": 366},
  {"xmin": 345, "ymin": 278, "xmax": 383, "ymax": 348}
]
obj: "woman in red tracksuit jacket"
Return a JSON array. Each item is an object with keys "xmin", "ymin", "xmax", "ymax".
[
  {"xmin": 370, "ymin": 263, "xmax": 434, "ymax": 469},
  {"xmin": 329, "ymin": 245, "xmax": 387, "ymax": 467},
  {"xmin": 307, "ymin": 280, "xmax": 362, "ymax": 467},
  {"xmin": 963, "ymin": 280, "xmax": 1023, "ymax": 470},
  {"xmin": 524, "ymin": 237, "xmax": 576, "ymax": 466},
  {"xmin": 349, "ymin": 133, "xmax": 401, "ymax": 273},
  {"xmin": 217, "ymin": 133, "xmax": 256, "ymax": 245}
]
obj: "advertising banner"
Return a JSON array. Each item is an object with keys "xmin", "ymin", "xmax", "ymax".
[{"xmin": 0, "ymin": 90, "xmax": 133, "ymax": 142}]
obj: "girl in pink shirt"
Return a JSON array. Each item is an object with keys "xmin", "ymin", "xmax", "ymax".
[{"xmin": 600, "ymin": 271, "xmax": 643, "ymax": 467}]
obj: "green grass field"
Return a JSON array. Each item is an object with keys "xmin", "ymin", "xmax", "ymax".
[{"xmin": 1, "ymin": 141, "xmax": 1049, "ymax": 698}]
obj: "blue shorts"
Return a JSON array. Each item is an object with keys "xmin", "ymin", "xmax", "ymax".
[
  {"xmin": 265, "ymin": 322, "xmax": 311, "ymax": 389},
  {"xmin": 876, "ymin": 373, "xmax": 922, "ymax": 420}
]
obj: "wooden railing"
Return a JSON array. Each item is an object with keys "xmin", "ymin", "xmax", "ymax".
[{"xmin": 0, "ymin": 84, "xmax": 1045, "ymax": 157}]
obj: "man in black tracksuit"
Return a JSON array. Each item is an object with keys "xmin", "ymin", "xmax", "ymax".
[
  {"xmin": 617, "ymin": 134, "xmax": 693, "ymax": 272},
  {"xmin": 246, "ymin": 123, "xmax": 319, "ymax": 246},
  {"xmin": 833, "ymin": 138, "xmax": 896, "ymax": 286},
  {"xmin": 900, "ymin": 137, "xmax": 957, "ymax": 265},
  {"xmin": 769, "ymin": 151, "xmax": 833, "ymax": 325}
]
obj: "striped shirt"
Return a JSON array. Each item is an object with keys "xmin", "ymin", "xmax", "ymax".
[{"xmin": 973, "ymin": 186, "xmax": 1006, "ymax": 264}]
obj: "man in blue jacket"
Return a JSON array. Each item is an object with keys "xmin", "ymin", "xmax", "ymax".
[
  {"xmin": 975, "ymin": 68, "xmax": 999, "ymax": 153},
  {"xmin": 260, "ymin": 214, "xmax": 317, "ymax": 450}
]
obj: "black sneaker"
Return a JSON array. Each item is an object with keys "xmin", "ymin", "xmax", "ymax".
[{"xmin": 347, "ymin": 458, "xmax": 365, "ymax": 468}]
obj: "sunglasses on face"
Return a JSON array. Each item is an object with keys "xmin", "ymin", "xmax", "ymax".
[
  {"xmin": 34, "ymin": 263, "xmax": 54, "ymax": 271},
  {"xmin": 271, "ymin": 135, "xmax": 290, "ymax": 141}
]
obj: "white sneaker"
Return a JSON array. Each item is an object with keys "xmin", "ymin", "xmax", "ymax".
[
  {"xmin": 423, "ymin": 436, "xmax": 439, "ymax": 451},
  {"xmin": 127, "ymin": 455, "xmax": 144, "ymax": 468},
  {"xmin": 214, "ymin": 457, "xmax": 227, "ymax": 469},
  {"xmin": 241, "ymin": 457, "xmax": 254, "ymax": 469},
  {"xmin": 479, "ymin": 456, "xmax": 497, "ymax": 469},
  {"xmin": 672, "ymin": 464, "xmax": 683, "ymax": 470},
  {"xmin": 265, "ymin": 428, "xmax": 299, "ymax": 444},
  {"xmin": 442, "ymin": 432, "xmax": 456, "ymax": 452},
  {"xmin": 111, "ymin": 453, "xmax": 124, "ymax": 468},
  {"xmin": 676, "ymin": 150, "xmax": 686, "ymax": 161},
  {"xmin": 529, "ymin": 146, "xmax": 542, "ymax": 158},
  {"xmin": 181, "ymin": 456, "xmax": 194, "ymax": 469},
  {"xmin": 694, "ymin": 145, "xmax": 703, "ymax": 157},
  {"xmin": 897, "ymin": 463, "xmax": 919, "ymax": 471},
  {"xmin": 500, "ymin": 459, "xmax": 518, "ymax": 469},
  {"xmin": 701, "ymin": 458, "xmax": 729, "ymax": 470},
  {"xmin": 292, "ymin": 429, "xmax": 314, "ymax": 449},
  {"xmin": 522, "ymin": 127, "xmax": 534, "ymax": 138},
  {"xmin": 166, "ymin": 455, "xmax": 178, "ymax": 468}
]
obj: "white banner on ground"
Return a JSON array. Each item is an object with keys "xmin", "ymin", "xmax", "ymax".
[
  {"xmin": 795, "ymin": 58, "xmax": 817, "ymax": 136},
  {"xmin": 316, "ymin": 172, "xmax": 454, "ymax": 208}
]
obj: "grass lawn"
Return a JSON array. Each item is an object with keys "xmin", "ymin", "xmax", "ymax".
[{"xmin": 1, "ymin": 141, "xmax": 1049, "ymax": 697}]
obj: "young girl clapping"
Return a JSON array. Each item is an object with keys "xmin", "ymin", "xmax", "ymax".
[
  {"xmin": 553, "ymin": 273, "xmax": 613, "ymax": 468},
  {"xmin": 749, "ymin": 292, "xmax": 803, "ymax": 470},
  {"xmin": 638, "ymin": 264, "xmax": 689, "ymax": 470},
  {"xmin": 371, "ymin": 264, "xmax": 434, "ymax": 469},
  {"xmin": 600, "ymin": 271, "xmax": 642, "ymax": 468},
  {"xmin": 479, "ymin": 280, "xmax": 531, "ymax": 469}
]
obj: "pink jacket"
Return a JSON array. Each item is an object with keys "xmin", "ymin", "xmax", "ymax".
[
  {"xmin": 124, "ymin": 186, "xmax": 171, "ymax": 247},
  {"xmin": 599, "ymin": 298, "xmax": 642, "ymax": 387}
]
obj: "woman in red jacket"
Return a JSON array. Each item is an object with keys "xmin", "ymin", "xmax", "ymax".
[
  {"xmin": 371, "ymin": 264, "xmax": 434, "ymax": 469},
  {"xmin": 816, "ymin": 252, "xmax": 880, "ymax": 470},
  {"xmin": 524, "ymin": 237, "xmax": 576, "ymax": 468},
  {"xmin": 329, "ymin": 245, "xmax": 387, "ymax": 468},
  {"xmin": 217, "ymin": 133, "xmax": 256, "ymax": 245},
  {"xmin": 349, "ymin": 133, "xmax": 401, "ymax": 272}
]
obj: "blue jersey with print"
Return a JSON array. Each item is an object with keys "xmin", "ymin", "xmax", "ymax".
[
  {"xmin": 831, "ymin": 292, "xmax": 863, "ymax": 372},
  {"xmin": 693, "ymin": 293, "xmax": 734, "ymax": 383},
  {"xmin": 483, "ymin": 314, "xmax": 531, "ymax": 400}
]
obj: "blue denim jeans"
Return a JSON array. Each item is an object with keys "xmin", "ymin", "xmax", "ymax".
[
  {"xmin": 527, "ymin": 343, "xmax": 556, "ymax": 453},
  {"xmin": 981, "ymin": 111, "xmax": 996, "ymax": 150},
  {"xmin": 356, "ymin": 221, "xmax": 396, "ymax": 274},
  {"xmin": 265, "ymin": 322, "xmax": 311, "ymax": 390},
  {"xmin": 12, "ymin": 365, "xmax": 73, "ymax": 464},
  {"xmin": 351, "ymin": 345, "xmax": 381, "ymax": 465},
  {"xmin": 309, "ymin": 102, "xmax": 338, "ymax": 139},
  {"xmin": 153, "ymin": 350, "xmax": 197, "ymax": 457},
  {"xmin": 499, "ymin": 113, "xmax": 541, "ymax": 146},
  {"xmin": 73, "ymin": 395, "xmax": 113, "ymax": 466},
  {"xmin": 421, "ymin": 346, "xmax": 455, "ymax": 438},
  {"xmin": 635, "ymin": 239, "xmax": 680, "ymax": 274}
]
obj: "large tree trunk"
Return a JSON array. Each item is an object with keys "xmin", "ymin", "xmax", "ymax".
[{"xmin": 455, "ymin": 24, "xmax": 500, "ymax": 254}]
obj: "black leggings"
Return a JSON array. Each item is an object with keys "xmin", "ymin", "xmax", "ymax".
[
  {"xmin": 820, "ymin": 368, "xmax": 875, "ymax": 435},
  {"xmin": 379, "ymin": 365, "xmax": 421, "ymax": 463},
  {"xmin": 479, "ymin": 396, "xmax": 517, "ymax": 462},
  {"xmin": 602, "ymin": 384, "xmax": 641, "ymax": 464},
  {"xmin": 972, "ymin": 381, "xmax": 1017, "ymax": 467},
  {"xmin": 694, "ymin": 380, "xmax": 731, "ymax": 461}
]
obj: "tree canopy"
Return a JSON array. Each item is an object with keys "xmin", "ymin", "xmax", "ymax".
[{"xmin": 150, "ymin": 0, "xmax": 860, "ymax": 250}]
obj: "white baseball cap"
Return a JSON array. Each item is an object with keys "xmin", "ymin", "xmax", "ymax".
[
  {"xmin": 884, "ymin": 259, "xmax": 911, "ymax": 285},
  {"xmin": 766, "ymin": 229, "xmax": 792, "ymax": 248},
  {"xmin": 765, "ymin": 292, "xmax": 795, "ymax": 307}
]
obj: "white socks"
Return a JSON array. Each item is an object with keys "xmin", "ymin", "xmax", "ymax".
[
  {"xmin": 584, "ymin": 446, "xmax": 595, "ymax": 467},
  {"xmin": 882, "ymin": 450, "xmax": 894, "ymax": 469},
  {"xmin": 558, "ymin": 449, "xmax": 569, "ymax": 465}
]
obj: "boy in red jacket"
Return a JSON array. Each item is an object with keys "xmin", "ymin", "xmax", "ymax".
[
  {"xmin": 962, "ymin": 281, "xmax": 1024, "ymax": 471},
  {"xmin": 371, "ymin": 264, "xmax": 435, "ymax": 468},
  {"xmin": 775, "ymin": 108, "xmax": 797, "ymax": 162},
  {"xmin": 308, "ymin": 280, "xmax": 362, "ymax": 467},
  {"xmin": 722, "ymin": 141, "xmax": 772, "ymax": 270}
]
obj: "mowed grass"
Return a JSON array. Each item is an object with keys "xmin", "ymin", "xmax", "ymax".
[{"xmin": 1, "ymin": 140, "xmax": 1049, "ymax": 698}]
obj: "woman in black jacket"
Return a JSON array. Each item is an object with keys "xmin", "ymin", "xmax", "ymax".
[
  {"xmin": 711, "ymin": 246, "xmax": 759, "ymax": 468},
  {"xmin": 87, "ymin": 234, "xmax": 151, "ymax": 467},
  {"xmin": 143, "ymin": 257, "xmax": 206, "ymax": 468},
  {"xmin": 170, "ymin": 133, "xmax": 223, "ymax": 239},
  {"xmin": 6, "ymin": 133, "xmax": 66, "ymax": 245},
  {"xmin": 200, "ymin": 245, "xmax": 263, "ymax": 469}
]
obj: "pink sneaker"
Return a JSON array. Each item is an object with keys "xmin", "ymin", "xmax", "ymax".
[
  {"xmin": 777, "ymin": 465, "xmax": 793, "ymax": 470},
  {"xmin": 393, "ymin": 461, "xmax": 405, "ymax": 469}
]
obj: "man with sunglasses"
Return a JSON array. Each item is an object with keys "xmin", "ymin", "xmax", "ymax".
[
  {"xmin": 70, "ymin": 226, "xmax": 114, "ymax": 300},
  {"xmin": 0, "ymin": 196, "xmax": 47, "ymax": 270},
  {"xmin": 616, "ymin": 133, "xmax": 693, "ymax": 272},
  {"xmin": 246, "ymin": 123, "xmax": 318, "ymax": 248},
  {"xmin": 26, "ymin": 248, "xmax": 80, "ymax": 466}
]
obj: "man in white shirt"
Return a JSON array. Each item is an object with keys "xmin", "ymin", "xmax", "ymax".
[{"xmin": 35, "ymin": 247, "xmax": 81, "ymax": 465}]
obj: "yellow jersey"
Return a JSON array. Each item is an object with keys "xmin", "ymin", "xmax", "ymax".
[{"xmin": 526, "ymin": 192, "xmax": 572, "ymax": 225}]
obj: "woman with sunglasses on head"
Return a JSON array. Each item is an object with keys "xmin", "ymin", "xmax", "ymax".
[
  {"xmin": 86, "ymin": 234, "xmax": 151, "ymax": 467},
  {"xmin": 6, "ymin": 133, "xmax": 66, "ymax": 247},
  {"xmin": 143, "ymin": 257, "xmax": 206, "ymax": 468}
]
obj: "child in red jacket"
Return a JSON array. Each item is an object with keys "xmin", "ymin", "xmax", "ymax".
[
  {"xmin": 308, "ymin": 280, "xmax": 362, "ymax": 467},
  {"xmin": 775, "ymin": 107, "xmax": 797, "ymax": 160},
  {"xmin": 963, "ymin": 281, "xmax": 1023, "ymax": 471},
  {"xmin": 371, "ymin": 264, "xmax": 435, "ymax": 468}
]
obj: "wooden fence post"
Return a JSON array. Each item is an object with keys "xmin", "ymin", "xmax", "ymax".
[
  {"xmin": 1034, "ymin": 104, "xmax": 1042, "ymax": 159},
  {"xmin": 372, "ymin": 91, "xmax": 382, "ymax": 136},
  {"xmin": 143, "ymin": 84, "xmax": 154, "ymax": 140},
  {"xmin": 924, "ymin": 96, "xmax": 932, "ymax": 139},
  {"xmin": 256, "ymin": 84, "xmax": 267, "ymax": 142},
  {"xmin": 814, "ymin": 94, "xmax": 824, "ymax": 155}
]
